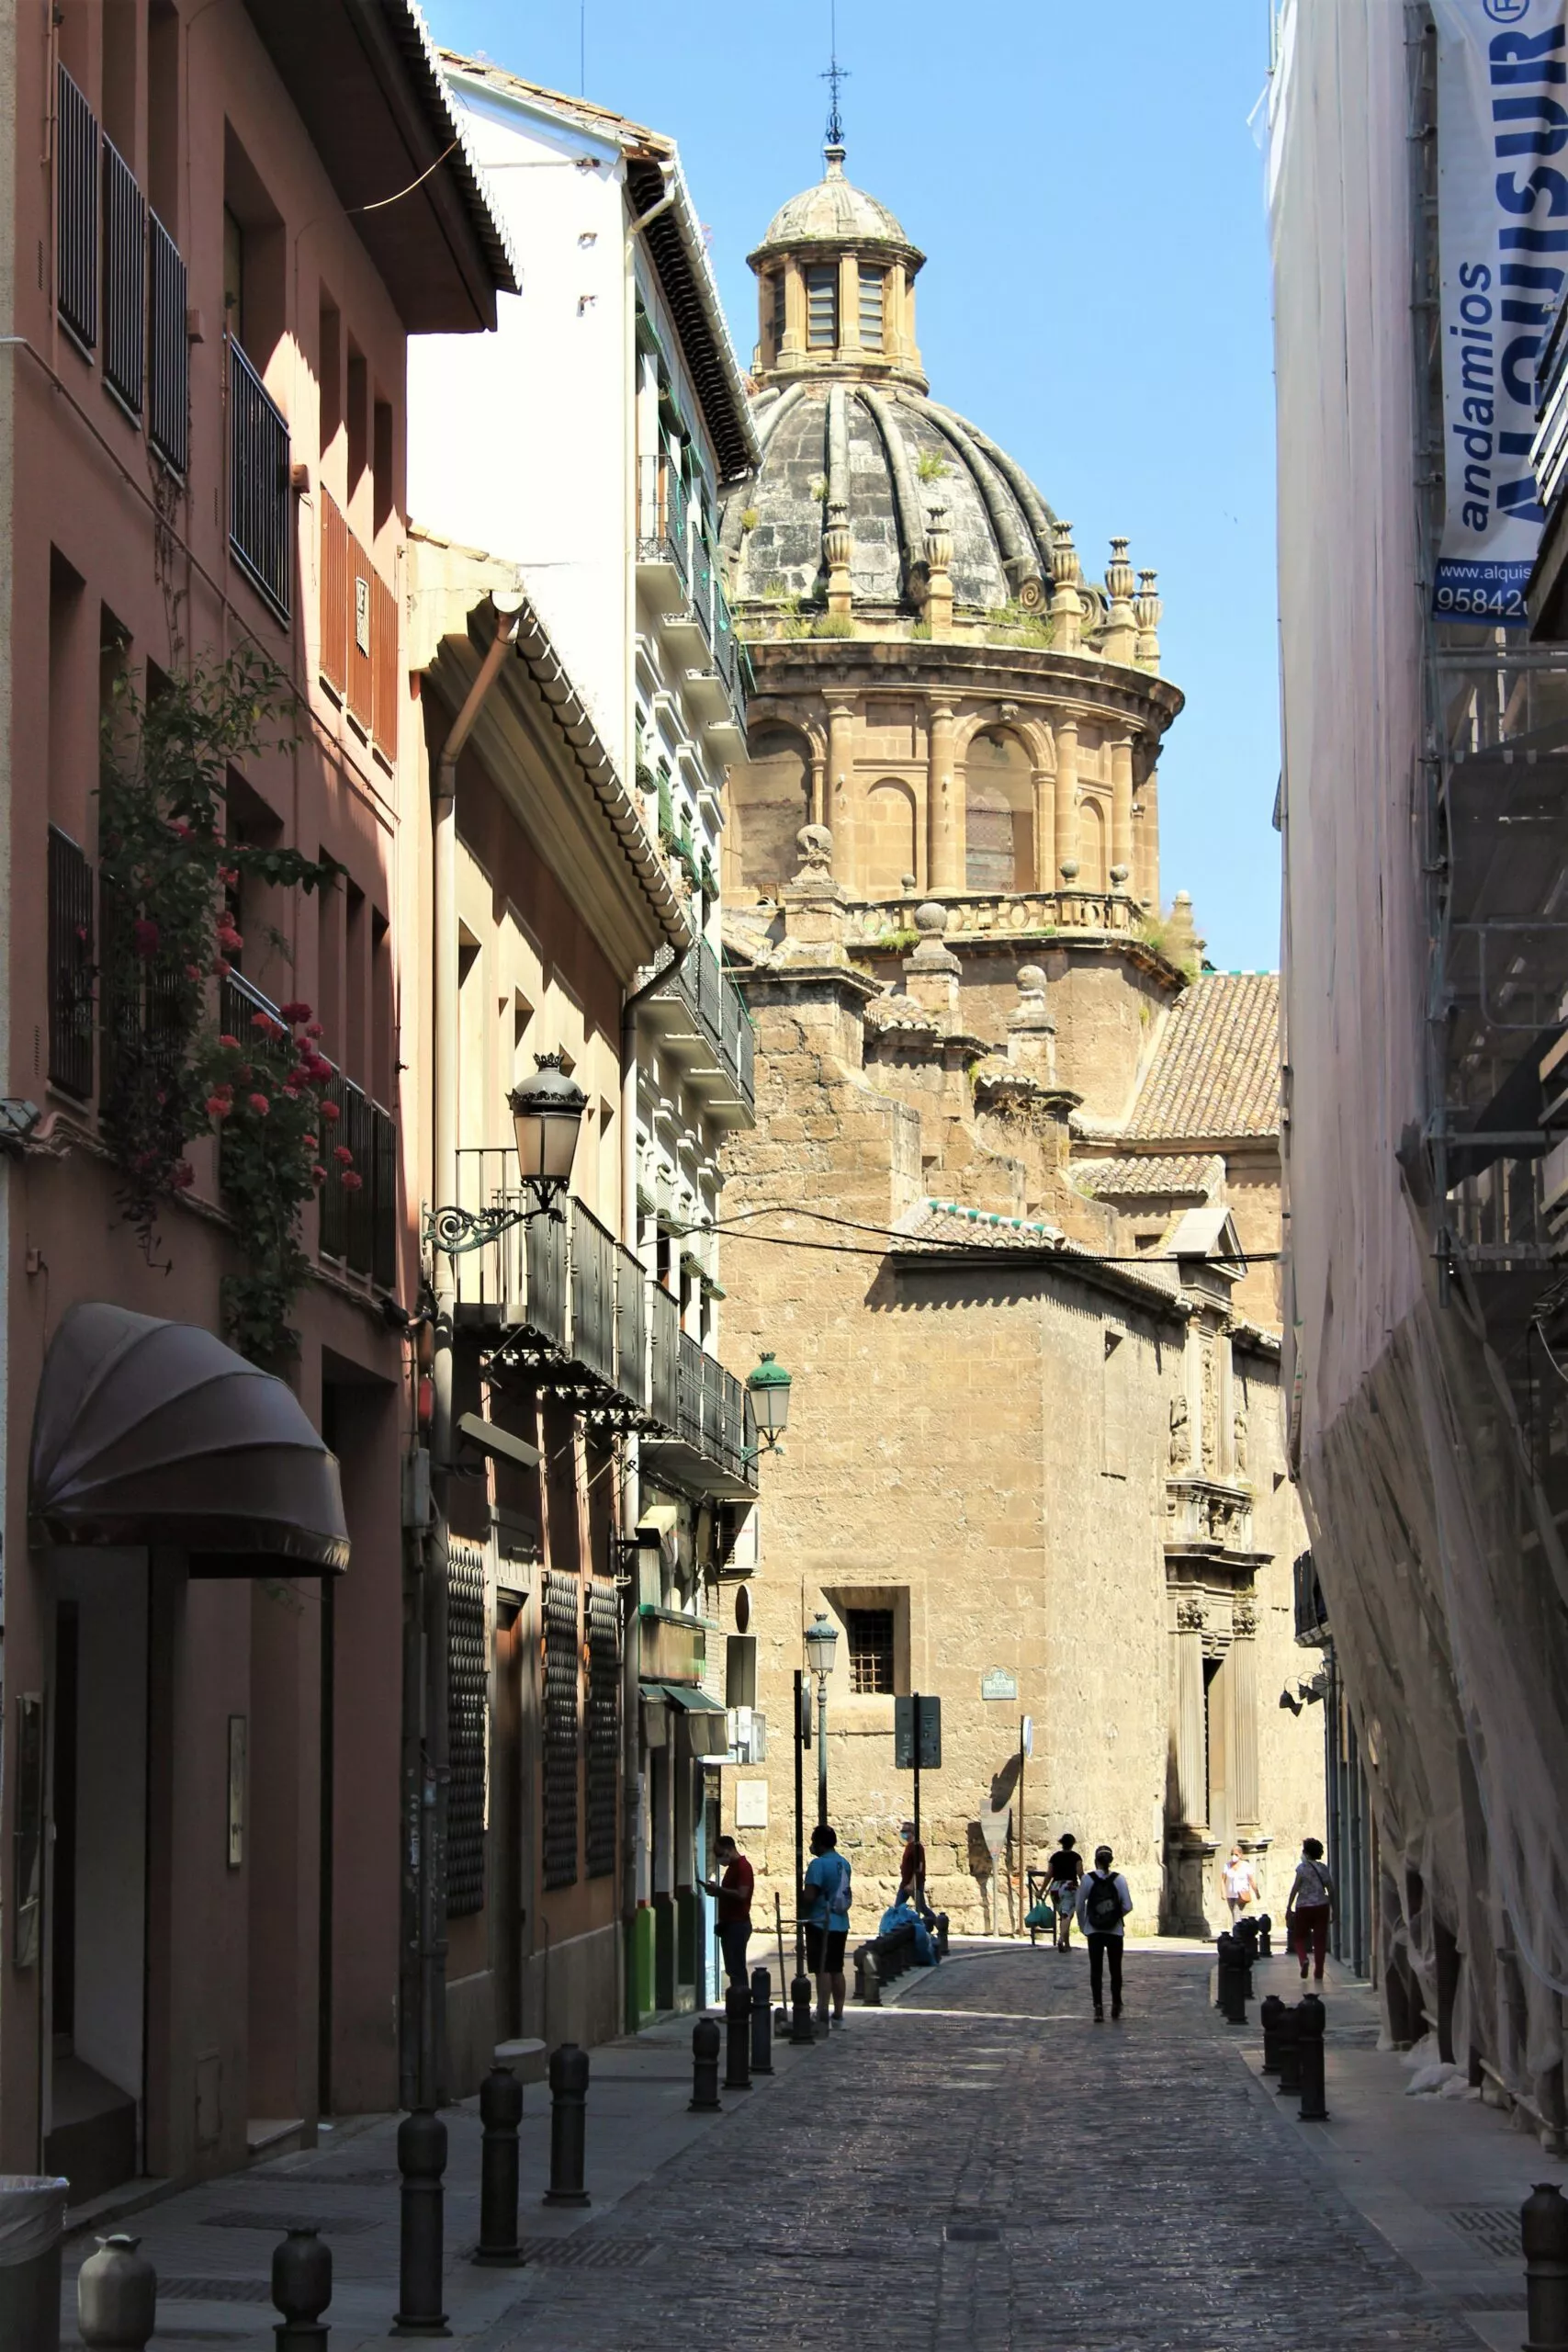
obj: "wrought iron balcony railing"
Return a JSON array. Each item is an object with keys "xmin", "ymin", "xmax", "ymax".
[{"xmin": 229, "ymin": 337, "xmax": 291, "ymax": 622}]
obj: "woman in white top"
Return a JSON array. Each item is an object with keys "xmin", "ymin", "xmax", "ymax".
[{"xmin": 1222, "ymin": 1847, "xmax": 1258, "ymax": 1923}]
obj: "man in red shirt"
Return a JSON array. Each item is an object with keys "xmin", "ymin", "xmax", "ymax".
[
  {"xmin": 897, "ymin": 1820, "xmax": 928, "ymax": 1913},
  {"xmin": 702, "ymin": 1834, "xmax": 755, "ymax": 1988}
]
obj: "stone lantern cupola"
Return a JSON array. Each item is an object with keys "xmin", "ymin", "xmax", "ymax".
[{"xmin": 748, "ymin": 141, "xmax": 927, "ymax": 391}]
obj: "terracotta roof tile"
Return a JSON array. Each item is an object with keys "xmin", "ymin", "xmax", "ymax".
[
  {"xmin": 1076, "ymin": 1154, "xmax": 1225, "ymax": 1200},
  {"xmin": 1124, "ymin": 974, "xmax": 1280, "ymax": 1143}
]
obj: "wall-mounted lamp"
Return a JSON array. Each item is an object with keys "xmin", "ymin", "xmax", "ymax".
[
  {"xmin": 746, "ymin": 1351, "xmax": 793, "ymax": 1453},
  {"xmin": 426, "ymin": 1054, "xmax": 587, "ymax": 1258}
]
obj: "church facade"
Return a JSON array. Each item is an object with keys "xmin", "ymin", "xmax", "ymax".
[{"xmin": 709, "ymin": 140, "xmax": 1323, "ymax": 1935}]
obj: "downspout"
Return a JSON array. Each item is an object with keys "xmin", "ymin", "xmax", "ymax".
[{"xmin": 420, "ymin": 592, "xmax": 523, "ymax": 2109}]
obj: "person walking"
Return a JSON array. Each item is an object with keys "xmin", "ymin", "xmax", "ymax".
[
  {"xmin": 897, "ymin": 1819, "xmax": 928, "ymax": 1915},
  {"xmin": 803, "ymin": 1823, "xmax": 853, "ymax": 2028},
  {"xmin": 1075, "ymin": 1844, "xmax": 1133, "ymax": 2020},
  {"xmin": 701, "ymin": 1833, "xmax": 755, "ymax": 1991},
  {"xmin": 1222, "ymin": 1846, "xmax": 1258, "ymax": 1926},
  {"xmin": 1286, "ymin": 1836, "xmax": 1335, "ymax": 1983},
  {"xmin": 1045, "ymin": 1831, "xmax": 1085, "ymax": 1952}
]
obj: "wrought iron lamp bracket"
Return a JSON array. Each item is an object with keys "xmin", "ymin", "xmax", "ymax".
[{"xmin": 425, "ymin": 1189, "xmax": 564, "ymax": 1259}]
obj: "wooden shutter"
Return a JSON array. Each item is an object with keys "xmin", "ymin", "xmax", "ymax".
[
  {"xmin": 346, "ymin": 531, "xmax": 372, "ymax": 731},
  {"xmin": 320, "ymin": 489, "xmax": 347, "ymax": 696}
]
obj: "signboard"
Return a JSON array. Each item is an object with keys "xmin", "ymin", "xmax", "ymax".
[
  {"xmin": 1431, "ymin": 0, "xmax": 1568, "ymax": 621},
  {"xmin": 1021, "ymin": 1713, "xmax": 1033, "ymax": 1758},
  {"xmin": 894, "ymin": 1692, "xmax": 942, "ymax": 1769},
  {"xmin": 735, "ymin": 1780, "xmax": 769, "ymax": 1827},
  {"xmin": 981, "ymin": 1668, "xmax": 1018, "ymax": 1702}
]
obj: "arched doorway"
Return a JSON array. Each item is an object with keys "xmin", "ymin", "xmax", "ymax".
[
  {"xmin": 964, "ymin": 729, "xmax": 1033, "ymax": 891},
  {"xmin": 863, "ymin": 778, "xmax": 918, "ymax": 896},
  {"xmin": 734, "ymin": 726, "xmax": 810, "ymax": 889}
]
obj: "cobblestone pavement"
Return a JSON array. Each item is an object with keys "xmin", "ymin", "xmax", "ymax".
[{"xmin": 473, "ymin": 1945, "xmax": 1481, "ymax": 2352}]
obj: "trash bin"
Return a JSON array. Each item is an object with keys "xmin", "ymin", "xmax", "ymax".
[{"xmin": 0, "ymin": 2175, "xmax": 69, "ymax": 2350}]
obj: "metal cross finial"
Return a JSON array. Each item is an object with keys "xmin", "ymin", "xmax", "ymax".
[{"xmin": 821, "ymin": 0, "xmax": 849, "ymax": 148}]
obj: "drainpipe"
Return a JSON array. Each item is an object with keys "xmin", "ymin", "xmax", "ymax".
[
  {"xmin": 420, "ymin": 591, "xmax": 524, "ymax": 2109},
  {"xmin": 628, "ymin": 164, "xmax": 678, "ymax": 241}
]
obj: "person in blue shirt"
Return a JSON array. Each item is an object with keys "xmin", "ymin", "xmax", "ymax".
[{"xmin": 802, "ymin": 1822, "xmax": 852, "ymax": 2028}]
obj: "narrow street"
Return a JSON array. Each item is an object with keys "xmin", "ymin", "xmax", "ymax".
[{"xmin": 64, "ymin": 1945, "xmax": 1542, "ymax": 2350}]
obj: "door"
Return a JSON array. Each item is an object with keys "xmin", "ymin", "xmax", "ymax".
[{"xmin": 491, "ymin": 1598, "xmax": 526, "ymax": 2038}]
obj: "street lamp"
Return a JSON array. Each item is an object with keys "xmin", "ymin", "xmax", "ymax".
[
  {"xmin": 745, "ymin": 1351, "xmax": 792, "ymax": 1453},
  {"xmin": 805, "ymin": 1610, "xmax": 838, "ymax": 1829},
  {"xmin": 425, "ymin": 1053, "xmax": 587, "ymax": 1257}
]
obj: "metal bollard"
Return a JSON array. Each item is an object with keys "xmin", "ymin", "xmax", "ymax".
[
  {"xmin": 724, "ymin": 1982, "xmax": 753, "ymax": 2089},
  {"xmin": 689, "ymin": 2016, "xmax": 722, "ymax": 2111},
  {"xmin": 273, "ymin": 2226, "xmax": 331, "ymax": 2349},
  {"xmin": 1260, "ymin": 1993, "xmax": 1287, "ymax": 2075},
  {"xmin": 392, "ymin": 2109, "xmax": 450, "ymax": 2336},
  {"xmin": 935, "ymin": 1911, "xmax": 950, "ymax": 1957},
  {"xmin": 790, "ymin": 1965, "xmax": 816, "ymax": 2043},
  {"xmin": 77, "ymin": 2233, "xmax": 157, "ymax": 2349},
  {"xmin": 1258, "ymin": 1911, "xmax": 1273, "ymax": 1959},
  {"xmin": 1521, "ymin": 2183, "xmax": 1568, "ymax": 2351},
  {"xmin": 542, "ymin": 2042, "xmax": 592, "ymax": 2207},
  {"xmin": 750, "ymin": 1966, "xmax": 774, "ymax": 2075},
  {"xmin": 1215, "ymin": 1933, "xmax": 1247, "ymax": 2025},
  {"xmin": 1296, "ymin": 1993, "xmax": 1329, "ymax": 2120},
  {"xmin": 1276, "ymin": 2001, "xmax": 1303, "ymax": 2098},
  {"xmin": 472, "ymin": 2062, "xmax": 525, "ymax": 2267}
]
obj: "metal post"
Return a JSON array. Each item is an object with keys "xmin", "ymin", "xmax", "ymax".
[
  {"xmin": 724, "ymin": 1982, "xmax": 752, "ymax": 2090},
  {"xmin": 912, "ymin": 1691, "xmax": 921, "ymax": 1857},
  {"xmin": 273, "ymin": 2227, "xmax": 331, "ymax": 2349},
  {"xmin": 1015, "ymin": 1714, "xmax": 1025, "ymax": 1939},
  {"xmin": 1260, "ymin": 1993, "xmax": 1286, "ymax": 2075},
  {"xmin": 392, "ymin": 2109, "xmax": 450, "ymax": 2336},
  {"xmin": 689, "ymin": 2016, "xmax": 721, "ymax": 2112},
  {"xmin": 1297, "ymin": 1992, "xmax": 1329, "ymax": 2120},
  {"xmin": 1276, "ymin": 2002, "xmax": 1303, "ymax": 2097},
  {"xmin": 472, "ymin": 2063, "xmax": 524, "ymax": 2267},
  {"xmin": 1215, "ymin": 1932, "xmax": 1247, "ymax": 2025},
  {"xmin": 1521, "ymin": 2183, "xmax": 1568, "ymax": 2351},
  {"xmin": 791, "ymin": 1668, "xmax": 813, "ymax": 2040},
  {"xmin": 816, "ymin": 1671, "xmax": 829, "ymax": 1827},
  {"xmin": 750, "ymin": 1964, "xmax": 773, "ymax": 2075},
  {"xmin": 542, "ymin": 2043, "xmax": 591, "ymax": 2207}
]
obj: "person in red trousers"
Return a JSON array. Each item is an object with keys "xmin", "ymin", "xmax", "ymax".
[{"xmin": 1286, "ymin": 1837, "xmax": 1335, "ymax": 1982}]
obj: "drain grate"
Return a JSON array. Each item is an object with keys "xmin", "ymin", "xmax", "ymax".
[
  {"xmin": 1446, "ymin": 2207, "xmax": 1521, "ymax": 2263},
  {"xmin": 525, "ymin": 2235, "xmax": 658, "ymax": 2268},
  {"xmin": 155, "ymin": 2277, "xmax": 275, "ymax": 2304},
  {"xmin": 254, "ymin": 2165, "xmax": 401, "ymax": 2189},
  {"xmin": 202, "ymin": 2208, "xmax": 378, "ymax": 2236},
  {"xmin": 945, "ymin": 2222, "xmax": 1000, "ymax": 2244}
]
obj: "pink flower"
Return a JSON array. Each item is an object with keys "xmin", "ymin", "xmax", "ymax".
[
  {"xmin": 303, "ymin": 1133, "xmax": 319, "ymax": 1151},
  {"xmin": 206, "ymin": 1095, "xmax": 231, "ymax": 1119},
  {"xmin": 217, "ymin": 927, "xmax": 243, "ymax": 952},
  {"xmin": 305, "ymin": 1022, "xmax": 325, "ymax": 1040},
  {"xmin": 340, "ymin": 1170, "xmax": 363, "ymax": 1193},
  {"xmin": 171, "ymin": 820, "xmax": 193, "ymax": 841},
  {"xmin": 248, "ymin": 1092, "xmax": 270, "ymax": 1116},
  {"xmin": 282, "ymin": 1085, "xmax": 300, "ymax": 1102},
  {"xmin": 186, "ymin": 963, "xmax": 203, "ymax": 982},
  {"xmin": 286, "ymin": 1066, "xmax": 314, "ymax": 1091},
  {"xmin": 213, "ymin": 956, "xmax": 231, "ymax": 978},
  {"xmin": 219, "ymin": 1035, "xmax": 242, "ymax": 1050},
  {"xmin": 310, "ymin": 1163, "xmax": 327, "ymax": 1184},
  {"xmin": 321, "ymin": 1100, "xmax": 341, "ymax": 1123},
  {"xmin": 333, "ymin": 1144, "xmax": 354, "ymax": 1166},
  {"xmin": 249, "ymin": 1011, "xmax": 281, "ymax": 1036},
  {"xmin": 172, "ymin": 1159, "xmax": 195, "ymax": 1190},
  {"xmin": 306, "ymin": 1056, "xmax": 333, "ymax": 1083},
  {"xmin": 219, "ymin": 865, "xmax": 239, "ymax": 888},
  {"xmin": 132, "ymin": 918, "xmax": 160, "ymax": 958},
  {"xmin": 280, "ymin": 1000, "xmax": 312, "ymax": 1023}
]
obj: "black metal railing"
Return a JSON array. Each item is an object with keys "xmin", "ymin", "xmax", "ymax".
[
  {"xmin": 649, "ymin": 1280, "xmax": 680, "ymax": 1431},
  {"xmin": 615, "ymin": 1242, "xmax": 648, "ymax": 1412},
  {"xmin": 668, "ymin": 1330, "xmax": 756, "ymax": 1486},
  {"xmin": 229, "ymin": 337, "xmax": 290, "ymax": 622},
  {"xmin": 570, "ymin": 1201, "xmax": 616, "ymax": 1387},
  {"xmin": 662, "ymin": 938, "xmax": 756, "ymax": 1110},
  {"xmin": 637, "ymin": 453, "xmax": 689, "ymax": 580},
  {"xmin": 57, "ymin": 65, "xmax": 98, "ymax": 351},
  {"xmin": 47, "ymin": 826, "xmax": 95, "ymax": 1099},
  {"xmin": 148, "ymin": 209, "xmax": 188, "ymax": 474},
  {"xmin": 101, "ymin": 133, "xmax": 145, "ymax": 415},
  {"xmin": 526, "ymin": 1211, "xmax": 568, "ymax": 1351},
  {"xmin": 1293, "ymin": 1548, "xmax": 1328, "ymax": 1645}
]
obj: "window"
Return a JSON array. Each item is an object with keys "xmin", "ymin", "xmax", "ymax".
[
  {"xmin": 771, "ymin": 270, "xmax": 786, "ymax": 353},
  {"xmin": 858, "ymin": 264, "xmax": 885, "ymax": 349},
  {"xmin": 806, "ymin": 264, "xmax": 838, "ymax": 348},
  {"xmin": 847, "ymin": 1608, "xmax": 895, "ymax": 1695}
]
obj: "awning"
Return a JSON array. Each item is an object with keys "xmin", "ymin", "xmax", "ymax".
[
  {"xmin": 653, "ymin": 1683, "xmax": 726, "ymax": 1714},
  {"xmin": 30, "ymin": 1304, "xmax": 350, "ymax": 1575}
]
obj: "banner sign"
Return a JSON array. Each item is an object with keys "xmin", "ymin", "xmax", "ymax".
[{"xmin": 1433, "ymin": 0, "xmax": 1568, "ymax": 622}]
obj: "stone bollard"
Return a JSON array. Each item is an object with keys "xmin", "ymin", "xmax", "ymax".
[
  {"xmin": 724, "ymin": 1982, "xmax": 753, "ymax": 2090},
  {"xmin": 857, "ymin": 1945, "xmax": 883, "ymax": 2006},
  {"xmin": 392, "ymin": 2109, "xmax": 450, "ymax": 2337},
  {"xmin": 77, "ymin": 2234, "xmax": 157, "ymax": 2349},
  {"xmin": 273, "ymin": 2226, "xmax": 332, "ymax": 2349},
  {"xmin": 689, "ymin": 2016, "xmax": 722, "ymax": 2111},
  {"xmin": 1297, "ymin": 1993, "xmax": 1329, "ymax": 2120},
  {"xmin": 472, "ymin": 2062, "xmax": 525, "ymax": 2267},
  {"xmin": 542, "ymin": 2043, "xmax": 592, "ymax": 2207},
  {"xmin": 1276, "ymin": 2001, "xmax": 1303, "ymax": 2098},
  {"xmin": 750, "ymin": 1966, "xmax": 774, "ymax": 2075},
  {"xmin": 1260, "ymin": 1993, "xmax": 1287, "ymax": 2076},
  {"xmin": 1521, "ymin": 2182, "xmax": 1568, "ymax": 2351},
  {"xmin": 790, "ymin": 1964, "xmax": 816, "ymax": 2043}
]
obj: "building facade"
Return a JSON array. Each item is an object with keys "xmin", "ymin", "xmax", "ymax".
[
  {"xmin": 714, "ymin": 141, "xmax": 1324, "ymax": 1936},
  {"xmin": 0, "ymin": 0, "xmax": 512, "ymax": 2193}
]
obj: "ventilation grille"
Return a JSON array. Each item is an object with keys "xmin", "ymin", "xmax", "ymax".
[
  {"xmin": 585, "ymin": 1577, "xmax": 619, "ymax": 1880},
  {"xmin": 447, "ymin": 1540, "xmax": 488, "ymax": 1917},
  {"xmin": 543, "ymin": 1568, "xmax": 580, "ymax": 1889}
]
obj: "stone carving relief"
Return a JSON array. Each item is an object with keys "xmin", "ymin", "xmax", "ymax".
[
  {"xmin": 1175, "ymin": 1595, "xmax": 1205, "ymax": 1632},
  {"xmin": 1233, "ymin": 1600, "xmax": 1258, "ymax": 1638},
  {"xmin": 1168, "ymin": 1393, "xmax": 1190, "ymax": 1469},
  {"xmin": 795, "ymin": 823, "xmax": 834, "ymax": 878},
  {"xmin": 1201, "ymin": 1345, "xmax": 1218, "ymax": 1473},
  {"xmin": 1233, "ymin": 1404, "xmax": 1248, "ymax": 1478}
]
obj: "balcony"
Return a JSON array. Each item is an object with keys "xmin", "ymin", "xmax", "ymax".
[
  {"xmin": 1293, "ymin": 1548, "xmax": 1329, "ymax": 1646},
  {"xmin": 568, "ymin": 1201, "xmax": 616, "ymax": 1388},
  {"xmin": 56, "ymin": 66, "xmax": 98, "ymax": 354},
  {"xmin": 640, "ymin": 939, "xmax": 755, "ymax": 1125},
  {"xmin": 637, "ymin": 454, "xmax": 691, "ymax": 602},
  {"xmin": 102, "ymin": 134, "xmax": 145, "ymax": 418},
  {"xmin": 641, "ymin": 1327, "xmax": 758, "ymax": 1498},
  {"xmin": 147, "ymin": 211, "xmax": 188, "ymax": 475},
  {"xmin": 230, "ymin": 338, "xmax": 290, "ymax": 623}
]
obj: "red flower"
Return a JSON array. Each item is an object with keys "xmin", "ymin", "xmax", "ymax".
[
  {"xmin": 305, "ymin": 1022, "xmax": 325, "ymax": 1040},
  {"xmin": 248, "ymin": 1092, "xmax": 270, "ymax": 1116},
  {"xmin": 74, "ymin": 924, "xmax": 89, "ymax": 942},
  {"xmin": 206, "ymin": 1094, "xmax": 231, "ymax": 1119},
  {"xmin": 249, "ymin": 1011, "xmax": 281, "ymax": 1035},
  {"xmin": 305, "ymin": 1056, "xmax": 333, "ymax": 1083},
  {"xmin": 280, "ymin": 1000, "xmax": 312, "ymax": 1023},
  {"xmin": 303, "ymin": 1133, "xmax": 319, "ymax": 1151},
  {"xmin": 217, "ymin": 928, "xmax": 243, "ymax": 953},
  {"xmin": 171, "ymin": 820, "xmax": 193, "ymax": 841},
  {"xmin": 310, "ymin": 1164, "xmax": 327, "ymax": 1184},
  {"xmin": 172, "ymin": 1159, "xmax": 195, "ymax": 1190},
  {"xmin": 286, "ymin": 1066, "xmax": 314, "ymax": 1091},
  {"xmin": 282, "ymin": 1085, "xmax": 300, "ymax": 1102},
  {"xmin": 213, "ymin": 957, "xmax": 231, "ymax": 978},
  {"xmin": 186, "ymin": 963, "xmax": 203, "ymax": 981},
  {"xmin": 219, "ymin": 1034, "xmax": 242, "ymax": 1049},
  {"xmin": 340, "ymin": 1170, "xmax": 364, "ymax": 1193},
  {"xmin": 132, "ymin": 918, "xmax": 160, "ymax": 958},
  {"xmin": 321, "ymin": 1100, "xmax": 341, "ymax": 1123},
  {"xmin": 219, "ymin": 865, "xmax": 239, "ymax": 888},
  {"xmin": 333, "ymin": 1144, "xmax": 354, "ymax": 1165}
]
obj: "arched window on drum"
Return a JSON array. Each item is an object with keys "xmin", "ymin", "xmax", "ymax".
[
  {"xmin": 1080, "ymin": 796, "xmax": 1108, "ymax": 892},
  {"xmin": 964, "ymin": 729, "xmax": 1034, "ymax": 892},
  {"xmin": 863, "ymin": 778, "xmax": 918, "ymax": 897},
  {"xmin": 733, "ymin": 726, "xmax": 810, "ymax": 889}
]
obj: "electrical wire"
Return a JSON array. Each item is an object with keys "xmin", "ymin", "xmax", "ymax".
[
  {"xmin": 664, "ymin": 1199, "xmax": 1282, "ymax": 1269},
  {"xmin": 348, "ymin": 139, "xmax": 459, "ymax": 215}
]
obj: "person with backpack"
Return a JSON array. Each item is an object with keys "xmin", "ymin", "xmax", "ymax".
[
  {"xmin": 1075, "ymin": 1843, "xmax": 1133, "ymax": 2020},
  {"xmin": 1045, "ymin": 1831, "xmax": 1084, "ymax": 1952},
  {"xmin": 1286, "ymin": 1836, "xmax": 1335, "ymax": 1982},
  {"xmin": 802, "ymin": 1822, "xmax": 853, "ymax": 2028}
]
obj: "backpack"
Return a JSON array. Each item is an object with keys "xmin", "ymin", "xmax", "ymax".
[
  {"xmin": 828, "ymin": 1856, "xmax": 852, "ymax": 1917},
  {"xmin": 1084, "ymin": 1872, "xmax": 1123, "ymax": 1931}
]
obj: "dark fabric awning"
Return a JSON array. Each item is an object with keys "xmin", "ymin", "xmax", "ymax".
[{"xmin": 29, "ymin": 1305, "xmax": 350, "ymax": 1575}]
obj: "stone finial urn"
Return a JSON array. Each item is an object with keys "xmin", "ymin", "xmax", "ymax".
[{"xmin": 78, "ymin": 2233, "xmax": 157, "ymax": 2348}]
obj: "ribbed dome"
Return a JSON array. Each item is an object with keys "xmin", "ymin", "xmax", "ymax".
[
  {"xmin": 721, "ymin": 380, "xmax": 1073, "ymax": 620},
  {"xmin": 750, "ymin": 146, "xmax": 918, "ymax": 261}
]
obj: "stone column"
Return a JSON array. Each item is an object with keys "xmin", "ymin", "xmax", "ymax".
[
  {"xmin": 1173, "ymin": 1596, "xmax": 1208, "ymax": 1830},
  {"xmin": 839, "ymin": 253, "xmax": 860, "ymax": 352},
  {"xmin": 1032, "ymin": 765, "xmax": 1055, "ymax": 890},
  {"xmin": 1231, "ymin": 1601, "xmax": 1260, "ymax": 1829},
  {"xmin": 808, "ymin": 751, "xmax": 826, "ymax": 829},
  {"xmin": 827, "ymin": 697, "xmax": 858, "ymax": 889},
  {"xmin": 1111, "ymin": 735, "xmax": 1134, "ymax": 882},
  {"xmin": 1134, "ymin": 755, "xmax": 1160, "ymax": 908},
  {"xmin": 888, "ymin": 262, "xmax": 908, "ymax": 363},
  {"xmin": 928, "ymin": 700, "xmax": 962, "ymax": 893},
  {"xmin": 1054, "ymin": 718, "xmax": 1078, "ymax": 883},
  {"xmin": 782, "ymin": 261, "xmax": 805, "ymax": 362}
]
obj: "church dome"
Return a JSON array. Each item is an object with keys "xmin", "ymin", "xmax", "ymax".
[{"xmin": 750, "ymin": 146, "xmax": 918, "ymax": 262}]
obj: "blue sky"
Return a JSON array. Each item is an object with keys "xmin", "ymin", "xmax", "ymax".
[{"xmin": 429, "ymin": 1, "xmax": 1280, "ymax": 974}]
